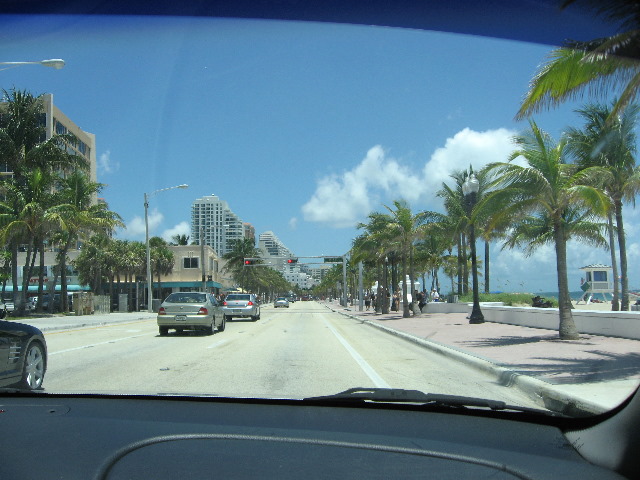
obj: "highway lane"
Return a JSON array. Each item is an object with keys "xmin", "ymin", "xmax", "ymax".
[{"xmin": 42, "ymin": 301, "xmax": 541, "ymax": 409}]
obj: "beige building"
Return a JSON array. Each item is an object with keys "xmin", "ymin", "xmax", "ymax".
[{"xmin": 154, "ymin": 245, "xmax": 234, "ymax": 295}]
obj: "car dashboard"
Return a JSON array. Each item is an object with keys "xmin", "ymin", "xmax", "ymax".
[{"xmin": 0, "ymin": 392, "xmax": 629, "ymax": 479}]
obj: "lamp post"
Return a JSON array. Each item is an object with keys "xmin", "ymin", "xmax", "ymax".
[
  {"xmin": 144, "ymin": 184, "xmax": 188, "ymax": 313},
  {"xmin": 0, "ymin": 59, "xmax": 65, "ymax": 71},
  {"xmin": 462, "ymin": 173, "xmax": 484, "ymax": 324}
]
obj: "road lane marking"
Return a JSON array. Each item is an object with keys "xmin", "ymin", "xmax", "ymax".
[
  {"xmin": 49, "ymin": 334, "xmax": 148, "ymax": 355},
  {"xmin": 45, "ymin": 318, "xmax": 155, "ymax": 335},
  {"xmin": 322, "ymin": 317, "xmax": 390, "ymax": 388},
  {"xmin": 207, "ymin": 339, "xmax": 229, "ymax": 349}
]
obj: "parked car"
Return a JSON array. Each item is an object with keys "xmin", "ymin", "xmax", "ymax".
[
  {"xmin": 0, "ymin": 318, "xmax": 47, "ymax": 389},
  {"xmin": 274, "ymin": 297, "xmax": 289, "ymax": 308},
  {"xmin": 157, "ymin": 292, "xmax": 225, "ymax": 335},
  {"xmin": 222, "ymin": 293, "xmax": 260, "ymax": 321},
  {"xmin": 0, "ymin": 300, "xmax": 6, "ymax": 319}
]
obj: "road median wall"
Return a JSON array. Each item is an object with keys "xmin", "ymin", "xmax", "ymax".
[{"xmin": 481, "ymin": 305, "xmax": 640, "ymax": 340}]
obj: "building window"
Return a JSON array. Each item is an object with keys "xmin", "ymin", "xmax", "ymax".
[{"xmin": 183, "ymin": 257, "xmax": 199, "ymax": 269}]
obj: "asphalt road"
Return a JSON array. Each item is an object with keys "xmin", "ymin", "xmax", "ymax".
[{"xmin": 42, "ymin": 301, "xmax": 542, "ymax": 409}]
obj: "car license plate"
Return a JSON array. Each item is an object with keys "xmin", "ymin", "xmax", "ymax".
[
  {"xmin": 232, "ymin": 309, "xmax": 241, "ymax": 313},
  {"xmin": 175, "ymin": 315, "xmax": 187, "ymax": 321}
]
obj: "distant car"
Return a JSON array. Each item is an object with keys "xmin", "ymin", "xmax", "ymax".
[
  {"xmin": 0, "ymin": 318, "xmax": 47, "ymax": 390},
  {"xmin": 287, "ymin": 296, "xmax": 296, "ymax": 303},
  {"xmin": 301, "ymin": 295, "xmax": 311, "ymax": 301},
  {"xmin": 157, "ymin": 292, "xmax": 225, "ymax": 336},
  {"xmin": 0, "ymin": 300, "xmax": 6, "ymax": 319},
  {"xmin": 222, "ymin": 293, "xmax": 260, "ymax": 321},
  {"xmin": 274, "ymin": 297, "xmax": 289, "ymax": 308}
]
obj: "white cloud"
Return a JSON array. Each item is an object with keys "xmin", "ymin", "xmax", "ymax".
[
  {"xmin": 162, "ymin": 221, "xmax": 191, "ymax": 242},
  {"xmin": 98, "ymin": 150, "xmax": 119, "ymax": 175},
  {"xmin": 422, "ymin": 127, "xmax": 516, "ymax": 194},
  {"xmin": 289, "ymin": 217, "xmax": 298, "ymax": 229},
  {"xmin": 122, "ymin": 208, "xmax": 164, "ymax": 238},
  {"xmin": 301, "ymin": 128, "xmax": 516, "ymax": 227}
]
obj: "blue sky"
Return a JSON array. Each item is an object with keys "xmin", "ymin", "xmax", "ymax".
[{"xmin": 2, "ymin": 13, "xmax": 638, "ymax": 293}]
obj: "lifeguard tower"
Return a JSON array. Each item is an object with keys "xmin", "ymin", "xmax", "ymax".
[{"xmin": 577, "ymin": 264, "xmax": 613, "ymax": 304}]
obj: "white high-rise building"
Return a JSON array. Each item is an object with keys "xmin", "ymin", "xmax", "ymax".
[{"xmin": 191, "ymin": 194, "xmax": 245, "ymax": 256}]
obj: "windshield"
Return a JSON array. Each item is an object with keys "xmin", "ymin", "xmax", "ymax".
[
  {"xmin": 165, "ymin": 293, "xmax": 207, "ymax": 304},
  {"xmin": 1, "ymin": 11, "xmax": 639, "ymax": 419}
]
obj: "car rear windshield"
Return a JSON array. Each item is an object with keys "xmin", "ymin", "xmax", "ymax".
[
  {"xmin": 226, "ymin": 294, "xmax": 250, "ymax": 301},
  {"xmin": 165, "ymin": 293, "xmax": 207, "ymax": 303}
]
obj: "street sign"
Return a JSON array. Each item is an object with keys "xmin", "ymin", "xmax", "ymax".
[{"xmin": 324, "ymin": 257, "xmax": 343, "ymax": 263}]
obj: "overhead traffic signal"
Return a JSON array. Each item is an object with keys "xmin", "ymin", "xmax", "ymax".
[
  {"xmin": 287, "ymin": 258, "xmax": 298, "ymax": 264},
  {"xmin": 244, "ymin": 258, "xmax": 257, "ymax": 265}
]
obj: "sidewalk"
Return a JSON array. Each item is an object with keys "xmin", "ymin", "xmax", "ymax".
[{"xmin": 324, "ymin": 300, "xmax": 640, "ymax": 416}]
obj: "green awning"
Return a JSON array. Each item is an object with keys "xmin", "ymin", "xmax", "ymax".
[{"xmin": 1, "ymin": 284, "xmax": 90, "ymax": 293}]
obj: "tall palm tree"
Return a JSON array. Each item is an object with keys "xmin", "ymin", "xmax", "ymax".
[
  {"xmin": 516, "ymin": 1, "xmax": 640, "ymax": 120},
  {"xmin": 355, "ymin": 212, "xmax": 398, "ymax": 313},
  {"xmin": 382, "ymin": 200, "xmax": 429, "ymax": 317},
  {"xmin": 222, "ymin": 238, "xmax": 262, "ymax": 292},
  {"xmin": 48, "ymin": 171, "xmax": 123, "ymax": 311},
  {"xmin": 565, "ymin": 102, "xmax": 640, "ymax": 310},
  {"xmin": 483, "ymin": 120, "xmax": 610, "ymax": 340}
]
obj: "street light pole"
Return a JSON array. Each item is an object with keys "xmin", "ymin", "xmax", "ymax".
[
  {"xmin": 462, "ymin": 173, "xmax": 484, "ymax": 324},
  {"xmin": 144, "ymin": 184, "xmax": 189, "ymax": 313},
  {"xmin": 0, "ymin": 59, "xmax": 65, "ymax": 72}
]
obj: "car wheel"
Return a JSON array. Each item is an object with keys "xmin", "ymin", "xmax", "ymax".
[
  {"xmin": 205, "ymin": 320, "xmax": 214, "ymax": 335},
  {"xmin": 226, "ymin": 316, "xmax": 233, "ymax": 321},
  {"xmin": 218, "ymin": 315, "xmax": 226, "ymax": 332},
  {"xmin": 159, "ymin": 326, "xmax": 168, "ymax": 336},
  {"xmin": 19, "ymin": 342, "xmax": 45, "ymax": 390},
  {"xmin": 0, "ymin": 308, "xmax": 5, "ymax": 319}
]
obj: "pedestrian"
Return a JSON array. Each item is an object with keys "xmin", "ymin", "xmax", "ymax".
[
  {"xmin": 392, "ymin": 291, "xmax": 399, "ymax": 311},
  {"xmin": 365, "ymin": 294, "xmax": 371, "ymax": 310},
  {"xmin": 432, "ymin": 289, "xmax": 440, "ymax": 302},
  {"xmin": 418, "ymin": 290, "xmax": 426, "ymax": 312}
]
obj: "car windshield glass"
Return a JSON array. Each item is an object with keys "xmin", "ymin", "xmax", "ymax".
[
  {"xmin": 2, "ymin": 10, "xmax": 639, "ymax": 419},
  {"xmin": 166, "ymin": 293, "xmax": 207, "ymax": 304},
  {"xmin": 226, "ymin": 295, "xmax": 250, "ymax": 301}
]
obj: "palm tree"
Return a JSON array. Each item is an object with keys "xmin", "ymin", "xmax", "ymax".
[
  {"xmin": 382, "ymin": 200, "xmax": 429, "ymax": 317},
  {"xmin": 483, "ymin": 120, "xmax": 610, "ymax": 340},
  {"xmin": 355, "ymin": 212, "xmax": 398, "ymax": 313},
  {"xmin": 48, "ymin": 171, "xmax": 123, "ymax": 311},
  {"xmin": 516, "ymin": 1, "xmax": 640, "ymax": 120},
  {"xmin": 171, "ymin": 234, "xmax": 189, "ymax": 245},
  {"xmin": 565, "ymin": 102, "xmax": 640, "ymax": 310},
  {"xmin": 222, "ymin": 238, "xmax": 262, "ymax": 292}
]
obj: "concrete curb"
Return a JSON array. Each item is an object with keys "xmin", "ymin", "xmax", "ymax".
[
  {"xmin": 25, "ymin": 314, "xmax": 157, "ymax": 333},
  {"xmin": 326, "ymin": 304, "xmax": 606, "ymax": 416}
]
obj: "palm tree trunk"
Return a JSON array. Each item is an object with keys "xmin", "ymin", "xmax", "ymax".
[
  {"xmin": 484, "ymin": 241, "xmax": 490, "ymax": 294},
  {"xmin": 401, "ymin": 252, "xmax": 410, "ymax": 318},
  {"xmin": 456, "ymin": 235, "xmax": 463, "ymax": 296},
  {"xmin": 10, "ymin": 241, "xmax": 18, "ymax": 305},
  {"xmin": 37, "ymin": 239, "xmax": 46, "ymax": 311},
  {"xmin": 615, "ymin": 200, "xmax": 629, "ymax": 311},
  {"xmin": 409, "ymin": 246, "xmax": 420, "ymax": 315},
  {"xmin": 462, "ymin": 233, "xmax": 469, "ymax": 295},
  {"xmin": 607, "ymin": 212, "xmax": 620, "ymax": 311},
  {"xmin": 554, "ymin": 222, "xmax": 579, "ymax": 340}
]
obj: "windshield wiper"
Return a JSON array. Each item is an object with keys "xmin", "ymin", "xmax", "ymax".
[{"xmin": 304, "ymin": 388, "xmax": 554, "ymax": 415}]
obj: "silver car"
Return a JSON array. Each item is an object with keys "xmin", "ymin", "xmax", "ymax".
[
  {"xmin": 222, "ymin": 293, "xmax": 260, "ymax": 321},
  {"xmin": 274, "ymin": 297, "xmax": 289, "ymax": 308},
  {"xmin": 157, "ymin": 292, "xmax": 225, "ymax": 336}
]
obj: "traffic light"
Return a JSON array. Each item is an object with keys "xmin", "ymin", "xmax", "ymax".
[
  {"xmin": 287, "ymin": 258, "xmax": 298, "ymax": 264},
  {"xmin": 244, "ymin": 259, "xmax": 256, "ymax": 265}
]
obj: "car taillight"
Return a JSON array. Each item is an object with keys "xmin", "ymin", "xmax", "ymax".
[
  {"xmin": 158, "ymin": 307, "xmax": 166, "ymax": 315},
  {"xmin": 247, "ymin": 301, "xmax": 253, "ymax": 306},
  {"xmin": 223, "ymin": 301, "xmax": 228, "ymax": 306},
  {"xmin": 198, "ymin": 307, "xmax": 208, "ymax": 315}
]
